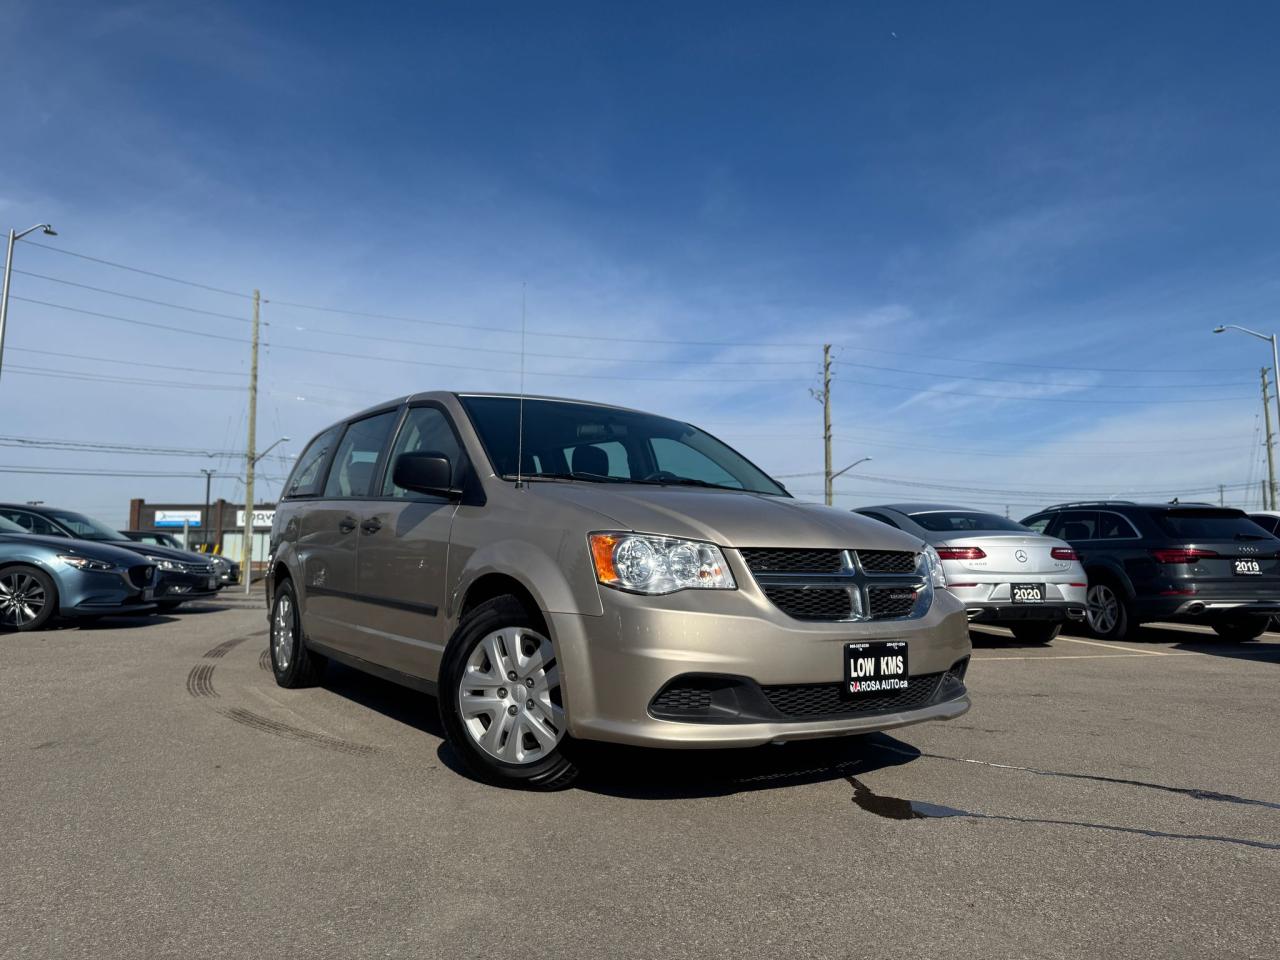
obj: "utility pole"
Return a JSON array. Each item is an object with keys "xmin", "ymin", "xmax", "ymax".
[
  {"xmin": 200, "ymin": 469, "xmax": 216, "ymax": 550},
  {"xmin": 1261, "ymin": 367, "xmax": 1277, "ymax": 511},
  {"xmin": 822, "ymin": 344, "xmax": 833, "ymax": 506},
  {"xmin": 1219, "ymin": 484, "xmax": 1224, "ymax": 507},
  {"xmin": 241, "ymin": 290, "xmax": 260, "ymax": 595}
]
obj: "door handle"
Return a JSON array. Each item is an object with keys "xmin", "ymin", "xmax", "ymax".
[
  {"xmin": 338, "ymin": 516, "xmax": 357, "ymax": 534},
  {"xmin": 360, "ymin": 517, "xmax": 383, "ymax": 535}
]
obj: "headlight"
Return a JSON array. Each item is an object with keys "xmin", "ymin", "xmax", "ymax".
[
  {"xmin": 152, "ymin": 558, "xmax": 181, "ymax": 572},
  {"xmin": 58, "ymin": 554, "xmax": 118, "ymax": 573},
  {"xmin": 589, "ymin": 532, "xmax": 736, "ymax": 595},
  {"xmin": 922, "ymin": 545, "xmax": 947, "ymax": 588}
]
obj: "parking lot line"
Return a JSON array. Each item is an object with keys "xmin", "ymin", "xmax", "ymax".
[
  {"xmin": 974, "ymin": 651, "xmax": 1198, "ymax": 662},
  {"xmin": 1056, "ymin": 635, "xmax": 1173, "ymax": 656}
]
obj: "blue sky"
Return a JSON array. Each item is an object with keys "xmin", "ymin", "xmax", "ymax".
[{"xmin": 3, "ymin": 1, "xmax": 1280, "ymax": 524}]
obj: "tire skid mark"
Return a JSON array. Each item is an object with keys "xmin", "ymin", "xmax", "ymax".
[
  {"xmin": 185, "ymin": 662, "xmax": 218, "ymax": 698},
  {"xmin": 258, "ymin": 648, "xmax": 271, "ymax": 672},
  {"xmin": 217, "ymin": 707, "xmax": 375, "ymax": 756},
  {"xmin": 204, "ymin": 633, "xmax": 254, "ymax": 659}
]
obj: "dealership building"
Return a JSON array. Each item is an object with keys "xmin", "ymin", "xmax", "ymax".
[{"xmin": 127, "ymin": 498, "xmax": 276, "ymax": 570}]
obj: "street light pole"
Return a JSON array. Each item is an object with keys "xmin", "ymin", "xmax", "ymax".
[
  {"xmin": 1214, "ymin": 325, "xmax": 1280, "ymax": 501},
  {"xmin": 0, "ymin": 223, "xmax": 58, "ymax": 385},
  {"xmin": 830, "ymin": 456, "xmax": 873, "ymax": 482}
]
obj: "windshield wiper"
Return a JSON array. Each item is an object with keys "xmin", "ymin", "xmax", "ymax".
[
  {"xmin": 1235, "ymin": 533, "xmax": 1270, "ymax": 541},
  {"xmin": 500, "ymin": 472, "xmax": 630, "ymax": 484}
]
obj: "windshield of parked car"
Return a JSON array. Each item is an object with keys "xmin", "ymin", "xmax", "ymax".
[
  {"xmin": 0, "ymin": 516, "xmax": 27, "ymax": 533},
  {"xmin": 46, "ymin": 510, "xmax": 126, "ymax": 542},
  {"xmin": 459, "ymin": 396, "xmax": 788, "ymax": 496},
  {"xmin": 1152, "ymin": 508, "xmax": 1275, "ymax": 540},
  {"xmin": 909, "ymin": 510, "xmax": 1030, "ymax": 533}
]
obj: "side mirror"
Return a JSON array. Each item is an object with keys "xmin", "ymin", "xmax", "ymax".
[{"xmin": 392, "ymin": 451, "xmax": 460, "ymax": 500}]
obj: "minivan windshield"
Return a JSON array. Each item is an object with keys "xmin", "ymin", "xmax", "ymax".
[
  {"xmin": 909, "ymin": 510, "xmax": 1029, "ymax": 533},
  {"xmin": 46, "ymin": 510, "xmax": 126, "ymax": 542},
  {"xmin": 459, "ymin": 396, "xmax": 788, "ymax": 496}
]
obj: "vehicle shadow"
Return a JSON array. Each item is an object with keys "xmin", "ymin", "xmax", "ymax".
[
  {"xmin": 967, "ymin": 625, "xmax": 1057, "ymax": 649},
  {"xmin": 50, "ymin": 614, "xmax": 181, "ymax": 631},
  {"xmin": 1139, "ymin": 625, "xmax": 1280, "ymax": 664},
  {"xmin": 571, "ymin": 731, "xmax": 921, "ymax": 800},
  {"xmin": 320, "ymin": 661, "xmax": 446, "ymax": 738}
]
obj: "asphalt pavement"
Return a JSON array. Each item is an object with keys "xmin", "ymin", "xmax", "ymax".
[{"xmin": 2, "ymin": 596, "xmax": 1278, "ymax": 959}]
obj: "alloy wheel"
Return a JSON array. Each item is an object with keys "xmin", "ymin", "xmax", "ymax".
[
  {"xmin": 458, "ymin": 627, "xmax": 565, "ymax": 764},
  {"xmin": 0, "ymin": 572, "xmax": 47, "ymax": 627},
  {"xmin": 1087, "ymin": 584, "xmax": 1119, "ymax": 635},
  {"xmin": 272, "ymin": 593, "xmax": 294, "ymax": 671}
]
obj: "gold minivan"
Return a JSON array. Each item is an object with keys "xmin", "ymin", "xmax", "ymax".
[{"xmin": 268, "ymin": 392, "xmax": 971, "ymax": 788}]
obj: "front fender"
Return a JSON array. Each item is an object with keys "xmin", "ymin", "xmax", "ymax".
[{"xmin": 448, "ymin": 532, "xmax": 603, "ymax": 628}]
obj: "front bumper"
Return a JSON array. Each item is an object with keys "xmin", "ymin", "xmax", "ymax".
[
  {"xmin": 155, "ymin": 571, "xmax": 220, "ymax": 602},
  {"xmin": 549, "ymin": 586, "xmax": 972, "ymax": 749}
]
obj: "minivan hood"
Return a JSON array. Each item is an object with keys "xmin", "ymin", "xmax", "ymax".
[{"xmin": 531, "ymin": 484, "xmax": 925, "ymax": 551}]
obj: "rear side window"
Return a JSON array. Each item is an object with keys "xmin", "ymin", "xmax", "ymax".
[
  {"xmin": 283, "ymin": 426, "xmax": 342, "ymax": 499},
  {"xmin": 908, "ymin": 511, "xmax": 1027, "ymax": 533},
  {"xmin": 1098, "ymin": 512, "xmax": 1140, "ymax": 540},
  {"xmin": 383, "ymin": 406, "xmax": 465, "ymax": 497},
  {"xmin": 324, "ymin": 411, "xmax": 400, "ymax": 498},
  {"xmin": 1048, "ymin": 511, "xmax": 1099, "ymax": 541},
  {"xmin": 1022, "ymin": 515, "xmax": 1050, "ymax": 534},
  {"xmin": 1250, "ymin": 515, "xmax": 1280, "ymax": 534},
  {"xmin": 1152, "ymin": 509, "xmax": 1271, "ymax": 540}
]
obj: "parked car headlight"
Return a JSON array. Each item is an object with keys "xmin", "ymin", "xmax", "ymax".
[
  {"xmin": 923, "ymin": 545, "xmax": 947, "ymax": 588},
  {"xmin": 589, "ymin": 533, "xmax": 736, "ymax": 594},
  {"xmin": 58, "ymin": 554, "xmax": 118, "ymax": 573},
  {"xmin": 151, "ymin": 558, "xmax": 182, "ymax": 572}
]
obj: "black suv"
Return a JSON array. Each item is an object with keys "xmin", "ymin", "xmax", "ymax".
[{"xmin": 1020, "ymin": 501, "xmax": 1280, "ymax": 642}]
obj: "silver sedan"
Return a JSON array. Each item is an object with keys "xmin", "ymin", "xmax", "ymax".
[{"xmin": 854, "ymin": 503, "xmax": 1088, "ymax": 643}]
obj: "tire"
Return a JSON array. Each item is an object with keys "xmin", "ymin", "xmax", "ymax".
[
  {"xmin": 439, "ymin": 595, "xmax": 578, "ymax": 790},
  {"xmin": 1212, "ymin": 615, "xmax": 1269, "ymax": 643},
  {"xmin": 1010, "ymin": 622, "xmax": 1060, "ymax": 644},
  {"xmin": 1086, "ymin": 580, "xmax": 1133, "ymax": 641},
  {"xmin": 269, "ymin": 578, "xmax": 325, "ymax": 687},
  {"xmin": 0, "ymin": 565, "xmax": 58, "ymax": 632}
]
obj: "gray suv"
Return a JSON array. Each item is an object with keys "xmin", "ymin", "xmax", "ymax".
[{"xmin": 268, "ymin": 392, "xmax": 972, "ymax": 788}]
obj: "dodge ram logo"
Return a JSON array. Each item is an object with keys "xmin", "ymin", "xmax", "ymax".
[{"xmin": 1015, "ymin": 549, "xmax": 1028, "ymax": 563}]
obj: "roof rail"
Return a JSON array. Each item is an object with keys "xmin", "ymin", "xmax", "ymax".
[{"xmin": 1042, "ymin": 500, "xmax": 1138, "ymax": 511}]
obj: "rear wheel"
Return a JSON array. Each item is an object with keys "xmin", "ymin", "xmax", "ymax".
[
  {"xmin": 270, "ymin": 579, "xmax": 325, "ymax": 687},
  {"xmin": 1086, "ymin": 581, "xmax": 1132, "ymax": 641},
  {"xmin": 1010, "ymin": 622, "xmax": 1060, "ymax": 644},
  {"xmin": 439, "ymin": 595, "xmax": 578, "ymax": 790},
  {"xmin": 1212, "ymin": 615, "xmax": 1269, "ymax": 642},
  {"xmin": 0, "ymin": 566, "xmax": 58, "ymax": 632}
]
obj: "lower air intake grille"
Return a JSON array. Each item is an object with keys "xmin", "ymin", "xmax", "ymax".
[
  {"xmin": 128, "ymin": 565, "xmax": 154, "ymax": 588},
  {"xmin": 762, "ymin": 587, "xmax": 852, "ymax": 621},
  {"xmin": 763, "ymin": 673, "xmax": 944, "ymax": 719},
  {"xmin": 649, "ymin": 683, "xmax": 715, "ymax": 714},
  {"xmin": 868, "ymin": 586, "xmax": 920, "ymax": 620}
]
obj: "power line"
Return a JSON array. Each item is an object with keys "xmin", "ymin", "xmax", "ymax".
[
  {"xmin": 19, "ymin": 239, "xmax": 251, "ymax": 299},
  {"xmin": 3, "ymin": 364, "xmax": 243, "ymax": 392},
  {"xmin": 8, "ymin": 346, "xmax": 248, "ymax": 378},
  {"xmin": 10, "ymin": 296, "xmax": 250, "ymax": 345},
  {"xmin": 11, "ymin": 270, "xmax": 253, "ymax": 322}
]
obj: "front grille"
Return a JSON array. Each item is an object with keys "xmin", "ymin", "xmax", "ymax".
[
  {"xmin": 856, "ymin": 550, "xmax": 917, "ymax": 574},
  {"xmin": 739, "ymin": 548, "xmax": 844, "ymax": 574},
  {"xmin": 868, "ymin": 586, "xmax": 920, "ymax": 620},
  {"xmin": 763, "ymin": 673, "xmax": 944, "ymax": 719},
  {"xmin": 128, "ymin": 565, "xmax": 154, "ymax": 588},
  {"xmin": 762, "ymin": 587, "xmax": 852, "ymax": 620}
]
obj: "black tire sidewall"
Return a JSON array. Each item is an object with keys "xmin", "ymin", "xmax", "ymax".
[
  {"xmin": 438, "ymin": 596, "xmax": 577, "ymax": 790},
  {"xmin": 0, "ymin": 565, "xmax": 58, "ymax": 632}
]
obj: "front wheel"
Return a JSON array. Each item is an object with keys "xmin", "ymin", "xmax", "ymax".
[
  {"xmin": 1086, "ymin": 582, "xmax": 1132, "ymax": 641},
  {"xmin": 1212, "ymin": 615, "xmax": 1269, "ymax": 643},
  {"xmin": 270, "ymin": 579, "xmax": 325, "ymax": 687},
  {"xmin": 439, "ymin": 596, "xmax": 578, "ymax": 790},
  {"xmin": 0, "ymin": 566, "xmax": 58, "ymax": 632},
  {"xmin": 1010, "ymin": 622, "xmax": 1060, "ymax": 644}
]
